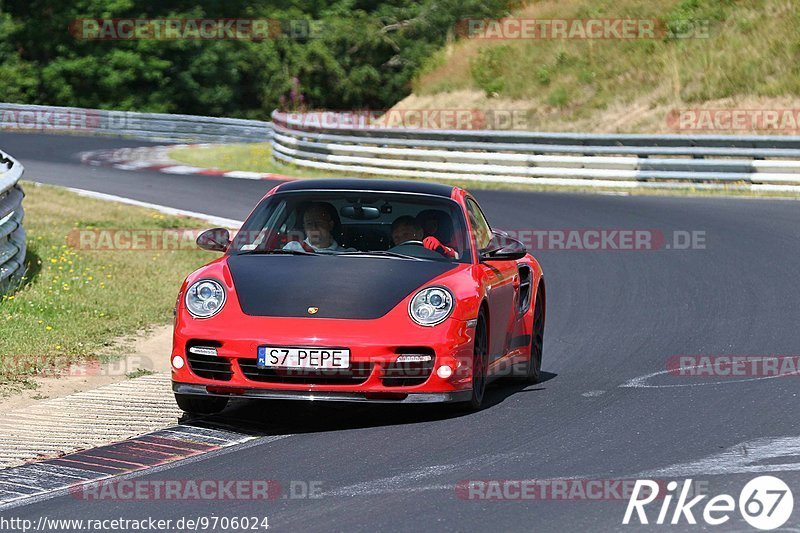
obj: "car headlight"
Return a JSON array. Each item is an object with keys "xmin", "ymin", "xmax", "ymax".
[
  {"xmin": 409, "ymin": 286, "xmax": 454, "ymax": 326},
  {"xmin": 185, "ymin": 279, "xmax": 226, "ymax": 318}
]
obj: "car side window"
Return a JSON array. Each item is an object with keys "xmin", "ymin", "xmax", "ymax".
[{"xmin": 466, "ymin": 198, "xmax": 492, "ymax": 251}]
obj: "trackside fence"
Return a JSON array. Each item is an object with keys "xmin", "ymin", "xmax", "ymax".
[{"xmin": 270, "ymin": 111, "xmax": 800, "ymax": 191}]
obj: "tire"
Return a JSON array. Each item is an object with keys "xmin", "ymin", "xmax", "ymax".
[
  {"xmin": 466, "ymin": 311, "xmax": 489, "ymax": 410},
  {"xmin": 524, "ymin": 288, "xmax": 545, "ymax": 384},
  {"xmin": 174, "ymin": 393, "xmax": 229, "ymax": 416}
]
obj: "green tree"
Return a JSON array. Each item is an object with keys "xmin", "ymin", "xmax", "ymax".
[{"xmin": 0, "ymin": 0, "xmax": 514, "ymax": 116}]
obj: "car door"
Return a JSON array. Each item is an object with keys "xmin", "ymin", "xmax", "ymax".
[{"xmin": 465, "ymin": 197, "xmax": 518, "ymax": 364}]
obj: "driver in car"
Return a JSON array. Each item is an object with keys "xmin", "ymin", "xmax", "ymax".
[
  {"xmin": 283, "ymin": 202, "xmax": 348, "ymax": 253},
  {"xmin": 391, "ymin": 216, "xmax": 457, "ymax": 258}
]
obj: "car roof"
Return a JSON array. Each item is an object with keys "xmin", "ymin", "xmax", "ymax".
[{"xmin": 276, "ymin": 178, "xmax": 456, "ymax": 197}]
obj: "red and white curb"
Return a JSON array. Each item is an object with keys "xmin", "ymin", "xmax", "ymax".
[
  {"xmin": 80, "ymin": 144, "xmax": 295, "ymax": 181},
  {"xmin": 0, "ymin": 424, "xmax": 268, "ymax": 510},
  {"xmin": 0, "ymin": 374, "xmax": 184, "ymax": 470},
  {"xmin": 0, "ymin": 372, "xmax": 274, "ymax": 509}
]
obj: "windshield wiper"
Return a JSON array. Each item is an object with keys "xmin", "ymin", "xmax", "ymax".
[
  {"xmin": 235, "ymin": 248, "xmax": 318, "ymax": 256},
  {"xmin": 336, "ymin": 250, "xmax": 426, "ymax": 261}
]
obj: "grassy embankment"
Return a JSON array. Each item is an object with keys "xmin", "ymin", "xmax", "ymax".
[{"xmin": 405, "ymin": 0, "xmax": 800, "ymax": 133}]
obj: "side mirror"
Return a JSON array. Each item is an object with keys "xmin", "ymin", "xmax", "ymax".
[
  {"xmin": 196, "ymin": 228, "xmax": 231, "ymax": 252},
  {"xmin": 480, "ymin": 231, "xmax": 527, "ymax": 261}
]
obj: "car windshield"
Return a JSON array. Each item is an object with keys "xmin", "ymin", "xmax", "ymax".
[{"xmin": 230, "ymin": 190, "xmax": 471, "ymax": 263}]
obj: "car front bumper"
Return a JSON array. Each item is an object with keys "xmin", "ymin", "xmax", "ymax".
[{"xmin": 173, "ymin": 381, "xmax": 472, "ymax": 404}]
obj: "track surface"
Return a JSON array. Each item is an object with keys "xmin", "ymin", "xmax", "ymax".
[{"xmin": 3, "ymin": 131, "xmax": 800, "ymax": 531}]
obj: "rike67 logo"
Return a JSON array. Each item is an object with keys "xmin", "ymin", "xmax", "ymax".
[{"xmin": 623, "ymin": 476, "xmax": 793, "ymax": 530}]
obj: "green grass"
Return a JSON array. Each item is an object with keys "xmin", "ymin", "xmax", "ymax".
[
  {"xmin": 169, "ymin": 143, "xmax": 308, "ymax": 176},
  {"xmin": 126, "ymin": 368, "xmax": 155, "ymax": 379},
  {"xmin": 170, "ymin": 143, "xmax": 347, "ymax": 181},
  {"xmin": 0, "ymin": 183, "xmax": 213, "ymax": 392},
  {"xmin": 168, "ymin": 142, "xmax": 800, "ymax": 199}
]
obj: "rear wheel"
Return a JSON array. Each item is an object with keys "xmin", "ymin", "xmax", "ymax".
[
  {"xmin": 524, "ymin": 289, "xmax": 545, "ymax": 384},
  {"xmin": 466, "ymin": 311, "xmax": 489, "ymax": 410},
  {"xmin": 174, "ymin": 394, "xmax": 228, "ymax": 416}
]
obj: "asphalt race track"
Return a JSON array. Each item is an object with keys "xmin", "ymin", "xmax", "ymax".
[{"xmin": 3, "ymin": 131, "xmax": 800, "ymax": 531}]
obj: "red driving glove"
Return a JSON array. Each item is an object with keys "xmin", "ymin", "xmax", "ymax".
[{"xmin": 423, "ymin": 236, "xmax": 457, "ymax": 258}]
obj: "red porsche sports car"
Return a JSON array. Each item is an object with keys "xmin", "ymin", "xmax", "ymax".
[{"xmin": 171, "ymin": 179, "xmax": 545, "ymax": 414}]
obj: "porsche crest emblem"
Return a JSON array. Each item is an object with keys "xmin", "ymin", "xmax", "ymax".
[{"xmin": 307, "ymin": 306, "xmax": 319, "ymax": 315}]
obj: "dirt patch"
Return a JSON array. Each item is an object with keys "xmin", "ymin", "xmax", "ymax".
[{"xmin": 0, "ymin": 325, "xmax": 172, "ymax": 412}]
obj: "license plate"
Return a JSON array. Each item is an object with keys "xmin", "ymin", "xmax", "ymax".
[{"xmin": 257, "ymin": 346, "xmax": 350, "ymax": 369}]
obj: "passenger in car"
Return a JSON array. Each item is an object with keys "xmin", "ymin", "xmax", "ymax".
[
  {"xmin": 391, "ymin": 215, "xmax": 457, "ymax": 258},
  {"xmin": 417, "ymin": 209, "xmax": 457, "ymax": 249},
  {"xmin": 390, "ymin": 215, "xmax": 424, "ymax": 246}
]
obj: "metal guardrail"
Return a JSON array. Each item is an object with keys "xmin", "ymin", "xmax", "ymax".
[
  {"xmin": 0, "ymin": 103, "xmax": 272, "ymax": 143},
  {"xmin": 271, "ymin": 111, "xmax": 800, "ymax": 191},
  {"xmin": 0, "ymin": 150, "xmax": 25, "ymax": 292},
  {"xmin": 3, "ymin": 102, "xmax": 799, "ymax": 190}
]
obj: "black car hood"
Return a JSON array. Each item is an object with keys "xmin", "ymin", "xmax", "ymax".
[{"xmin": 226, "ymin": 254, "xmax": 457, "ymax": 319}]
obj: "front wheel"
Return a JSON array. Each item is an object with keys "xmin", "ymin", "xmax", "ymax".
[
  {"xmin": 174, "ymin": 394, "xmax": 229, "ymax": 416},
  {"xmin": 523, "ymin": 288, "xmax": 545, "ymax": 384},
  {"xmin": 466, "ymin": 311, "xmax": 489, "ymax": 410}
]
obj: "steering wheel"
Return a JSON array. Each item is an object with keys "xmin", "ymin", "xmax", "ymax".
[{"xmin": 397, "ymin": 240, "xmax": 424, "ymax": 247}]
